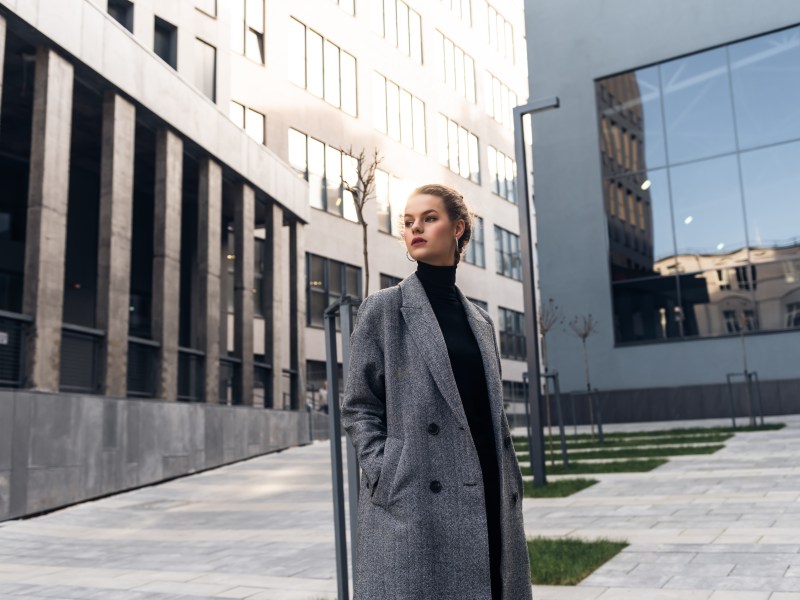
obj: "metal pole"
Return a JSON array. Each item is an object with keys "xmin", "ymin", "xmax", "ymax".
[
  {"xmin": 593, "ymin": 388, "xmax": 604, "ymax": 444},
  {"xmin": 552, "ymin": 372, "xmax": 569, "ymax": 469},
  {"xmin": 749, "ymin": 371, "xmax": 764, "ymax": 427},
  {"xmin": 513, "ymin": 97, "xmax": 559, "ymax": 487},
  {"xmin": 340, "ymin": 296, "xmax": 361, "ymax": 576},
  {"xmin": 324, "ymin": 299, "xmax": 349, "ymax": 600},
  {"xmin": 726, "ymin": 373, "xmax": 737, "ymax": 429}
]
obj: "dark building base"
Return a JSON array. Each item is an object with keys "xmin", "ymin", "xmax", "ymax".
[
  {"xmin": 551, "ymin": 377, "xmax": 800, "ymax": 426},
  {"xmin": 0, "ymin": 390, "xmax": 328, "ymax": 522}
]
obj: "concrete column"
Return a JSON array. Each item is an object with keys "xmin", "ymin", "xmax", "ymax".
[
  {"xmin": 152, "ymin": 128, "xmax": 182, "ymax": 402},
  {"xmin": 96, "ymin": 92, "xmax": 135, "ymax": 398},
  {"xmin": 22, "ymin": 46, "xmax": 74, "ymax": 391},
  {"xmin": 289, "ymin": 218, "xmax": 306, "ymax": 411},
  {"xmin": 263, "ymin": 203, "xmax": 284, "ymax": 409},
  {"xmin": 194, "ymin": 158, "xmax": 222, "ymax": 404},
  {"xmin": 233, "ymin": 182, "xmax": 254, "ymax": 406}
]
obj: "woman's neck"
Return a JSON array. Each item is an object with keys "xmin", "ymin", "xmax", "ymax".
[{"xmin": 415, "ymin": 259, "xmax": 457, "ymax": 299}]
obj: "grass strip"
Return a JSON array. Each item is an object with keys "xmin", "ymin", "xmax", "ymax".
[
  {"xmin": 523, "ymin": 478, "xmax": 598, "ymax": 498},
  {"xmin": 512, "ymin": 422, "xmax": 784, "ymax": 444},
  {"xmin": 528, "ymin": 536, "xmax": 628, "ymax": 585},
  {"xmin": 521, "ymin": 458, "xmax": 667, "ymax": 476},
  {"xmin": 517, "ymin": 444, "xmax": 724, "ymax": 462},
  {"xmin": 514, "ymin": 433, "xmax": 732, "ymax": 453}
]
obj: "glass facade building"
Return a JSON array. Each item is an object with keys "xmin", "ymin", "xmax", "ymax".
[{"xmin": 597, "ymin": 25, "xmax": 800, "ymax": 344}]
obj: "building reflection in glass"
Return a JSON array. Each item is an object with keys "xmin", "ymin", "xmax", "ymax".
[{"xmin": 596, "ymin": 24, "xmax": 800, "ymax": 343}]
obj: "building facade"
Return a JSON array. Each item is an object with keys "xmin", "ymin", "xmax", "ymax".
[
  {"xmin": 0, "ymin": 0, "xmax": 529, "ymax": 520},
  {"xmin": 524, "ymin": 0, "xmax": 800, "ymax": 421}
]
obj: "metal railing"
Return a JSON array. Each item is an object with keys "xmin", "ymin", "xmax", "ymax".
[
  {"xmin": 60, "ymin": 323, "xmax": 104, "ymax": 393},
  {"xmin": 0, "ymin": 309, "xmax": 31, "ymax": 388},
  {"xmin": 127, "ymin": 336, "xmax": 159, "ymax": 398}
]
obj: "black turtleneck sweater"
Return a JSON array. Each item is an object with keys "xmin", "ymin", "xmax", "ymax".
[{"xmin": 415, "ymin": 259, "xmax": 502, "ymax": 599}]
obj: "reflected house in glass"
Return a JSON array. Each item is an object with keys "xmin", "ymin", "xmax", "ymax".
[{"xmin": 525, "ymin": 1, "xmax": 800, "ymax": 422}]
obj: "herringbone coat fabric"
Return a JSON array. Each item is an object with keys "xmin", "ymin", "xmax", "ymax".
[{"xmin": 341, "ymin": 271, "xmax": 532, "ymax": 600}]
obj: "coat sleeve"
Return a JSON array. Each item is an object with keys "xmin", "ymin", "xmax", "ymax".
[{"xmin": 340, "ymin": 294, "xmax": 387, "ymax": 490}]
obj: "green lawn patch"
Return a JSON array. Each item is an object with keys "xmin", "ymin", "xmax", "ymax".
[
  {"xmin": 517, "ymin": 443, "xmax": 724, "ymax": 462},
  {"xmin": 523, "ymin": 478, "xmax": 598, "ymax": 498},
  {"xmin": 540, "ymin": 433, "xmax": 732, "ymax": 449},
  {"xmin": 521, "ymin": 458, "xmax": 667, "ymax": 476},
  {"xmin": 512, "ymin": 422, "xmax": 784, "ymax": 445},
  {"xmin": 528, "ymin": 536, "xmax": 628, "ymax": 585}
]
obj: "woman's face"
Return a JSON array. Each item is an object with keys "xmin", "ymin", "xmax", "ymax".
[{"xmin": 403, "ymin": 193, "xmax": 465, "ymax": 266}]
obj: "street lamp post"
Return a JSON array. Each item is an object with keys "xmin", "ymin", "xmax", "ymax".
[{"xmin": 513, "ymin": 97, "xmax": 560, "ymax": 487}]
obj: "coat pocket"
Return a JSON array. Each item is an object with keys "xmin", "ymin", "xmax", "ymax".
[{"xmin": 370, "ymin": 436, "xmax": 403, "ymax": 508}]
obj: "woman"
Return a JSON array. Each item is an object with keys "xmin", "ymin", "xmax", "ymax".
[{"xmin": 341, "ymin": 183, "xmax": 532, "ymax": 599}]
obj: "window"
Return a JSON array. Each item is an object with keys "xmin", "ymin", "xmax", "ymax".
[
  {"xmin": 432, "ymin": 31, "xmax": 476, "ymax": 103},
  {"xmin": 439, "ymin": 0, "xmax": 471, "ymax": 26},
  {"xmin": 373, "ymin": 0, "xmax": 422, "ymax": 64},
  {"xmin": 194, "ymin": 38, "xmax": 217, "ymax": 102},
  {"xmin": 436, "ymin": 113, "xmax": 479, "ymax": 183},
  {"xmin": 229, "ymin": 101, "xmax": 265, "ymax": 144},
  {"xmin": 307, "ymin": 253, "xmax": 362, "ymax": 329},
  {"xmin": 787, "ymin": 302, "xmax": 800, "ymax": 329},
  {"xmin": 254, "ymin": 238, "xmax": 265, "ymax": 317},
  {"xmin": 484, "ymin": 72, "xmax": 517, "ymax": 129},
  {"xmin": 475, "ymin": 1, "xmax": 514, "ymax": 63},
  {"xmin": 380, "ymin": 273, "xmax": 402, "ymax": 289},
  {"xmin": 196, "ymin": 0, "xmax": 216, "ymax": 17},
  {"xmin": 487, "ymin": 146, "xmax": 516, "ymax": 202},
  {"xmin": 498, "ymin": 307, "xmax": 525, "ymax": 360},
  {"xmin": 464, "ymin": 216, "xmax": 484, "ymax": 267},
  {"xmin": 373, "ymin": 73, "xmax": 426, "ymax": 153},
  {"xmin": 230, "ymin": 0, "xmax": 265, "ymax": 63},
  {"xmin": 108, "ymin": 0, "xmax": 133, "ymax": 32},
  {"xmin": 494, "ymin": 225, "xmax": 521, "ymax": 280},
  {"xmin": 290, "ymin": 18, "xmax": 357, "ymax": 116},
  {"xmin": 288, "ymin": 128, "xmax": 358, "ymax": 221},
  {"xmin": 331, "ymin": 0, "xmax": 355, "ymax": 15},
  {"xmin": 154, "ymin": 17, "xmax": 177, "ymax": 69},
  {"xmin": 468, "ymin": 297, "xmax": 488, "ymax": 312},
  {"xmin": 597, "ymin": 24, "xmax": 800, "ymax": 344},
  {"xmin": 374, "ymin": 168, "xmax": 406, "ymax": 236}
]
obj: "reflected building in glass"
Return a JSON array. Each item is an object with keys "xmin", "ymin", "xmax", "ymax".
[{"xmin": 525, "ymin": 1, "xmax": 800, "ymax": 421}]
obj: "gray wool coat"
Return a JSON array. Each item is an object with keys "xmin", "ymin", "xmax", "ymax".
[{"xmin": 340, "ymin": 270, "xmax": 533, "ymax": 600}]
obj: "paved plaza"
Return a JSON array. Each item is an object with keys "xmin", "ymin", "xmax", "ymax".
[{"xmin": 0, "ymin": 416, "xmax": 798, "ymax": 599}]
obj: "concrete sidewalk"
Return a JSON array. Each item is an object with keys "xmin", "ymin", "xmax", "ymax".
[
  {"xmin": 0, "ymin": 416, "xmax": 797, "ymax": 598},
  {"xmin": 526, "ymin": 415, "xmax": 800, "ymax": 599}
]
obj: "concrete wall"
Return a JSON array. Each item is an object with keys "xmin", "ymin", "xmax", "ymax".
[
  {"xmin": 0, "ymin": 390, "xmax": 314, "ymax": 521},
  {"xmin": 524, "ymin": 0, "xmax": 800, "ymax": 399}
]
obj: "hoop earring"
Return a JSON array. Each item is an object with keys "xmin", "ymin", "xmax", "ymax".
[{"xmin": 406, "ymin": 250, "xmax": 416, "ymax": 262}]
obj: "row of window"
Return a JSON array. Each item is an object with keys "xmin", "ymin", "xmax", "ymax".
[
  {"xmin": 372, "ymin": 73, "xmax": 427, "ymax": 154},
  {"xmin": 432, "ymin": 30, "xmax": 477, "ymax": 103},
  {"xmin": 288, "ymin": 18, "xmax": 358, "ymax": 116},
  {"xmin": 287, "ymin": 15, "xmax": 518, "ymax": 123},
  {"xmin": 373, "ymin": 0, "xmax": 423, "ymax": 64},
  {"xmin": 288, "ymin": 129, "xmax": 359, "ymax": 221},
  {"xmin": 303, "ymin": 258, "xmax": 527, "ymax": 359}
]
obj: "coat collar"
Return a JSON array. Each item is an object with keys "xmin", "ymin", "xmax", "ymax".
[{"xmin": 397, "ymin": 271, "xmax": 503, "ymax": 438}]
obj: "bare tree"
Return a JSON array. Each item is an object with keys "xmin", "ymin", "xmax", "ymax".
[
  {"xmin": 568, "ymin": 313, "xmax": 599, "ymax": 439},
  {"xmin": 539, "ymin": 298, "xmax": 563, "ymax": 465},
  {"xmin": 337, "ymin": 145, "xmax": 384, "ymax": 297}
]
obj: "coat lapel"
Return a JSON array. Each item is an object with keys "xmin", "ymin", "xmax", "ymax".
[{"xmin": 398, "ymin": 272, "xmax": 503, "ymax": 440}]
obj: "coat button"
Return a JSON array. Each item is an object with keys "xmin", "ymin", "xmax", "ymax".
[
  {"xmin": 512, "ymin": 491, "xmax": 518, "ymax": 504},
  {"xmin": 430, "ymin": 480, "xmax": 442, "ymax": 493},
  {"xmin": 427, "ymin": 422, "xmax": 440, "ymax": 435},
  {"xmin": 503, "ymin": 435, "xmax": 511, "ymax": 449}
]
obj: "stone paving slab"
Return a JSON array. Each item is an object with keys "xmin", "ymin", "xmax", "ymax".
[
  {"xmin": 523, "ymin": 415, "xmax": 800, "ymax": 597},
  {"xmin": 0, "ymin": 415, "xmax": 797, "ymax": 598}
]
